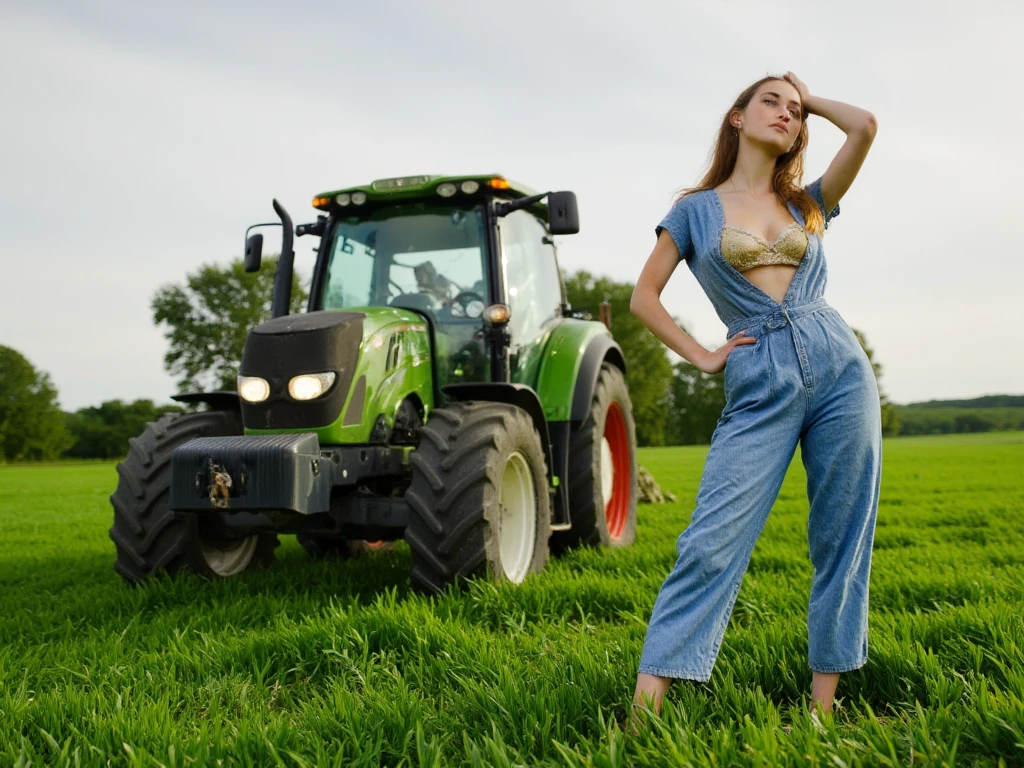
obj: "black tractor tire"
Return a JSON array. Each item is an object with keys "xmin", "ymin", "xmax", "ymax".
[
  {"xmin": 297, "ymin": 535, "xmax": 396, "ymax": 558},
  {"xmin": 109, "ymin": 411, "xmax": 278, "ymax": 584},
  {"xmin": 552, "ymin": 363, "xmax": 638, "ymax": 553},
  {"xmin": 405, "ymin": 401, "xmax": 551, "ymax": 595}
]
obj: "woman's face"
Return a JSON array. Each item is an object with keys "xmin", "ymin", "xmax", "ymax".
[{"xmin": 737, "ymin": 81, "xmax": 803, "ymax": 151}]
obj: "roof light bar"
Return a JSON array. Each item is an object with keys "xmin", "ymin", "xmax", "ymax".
[{"xmin": 372, "ymin": 175, "xmax": 431, "ymax": 191}]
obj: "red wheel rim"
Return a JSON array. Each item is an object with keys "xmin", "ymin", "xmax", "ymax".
[{"xmin": 603, "ymin": 401, "xmax": 630, "ymax": 540}]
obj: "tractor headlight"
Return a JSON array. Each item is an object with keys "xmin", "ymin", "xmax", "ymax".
[
  {"xmin": 436, "ymin": 182, "xmax": 457, "ymax": 198},
  {"xmin": 288, "ymin": 372, "xmax": 337, "ymax": 401},
  {"xmin": 460, "ymin": 180, "xmax": 480, "ymax": 194},
  {"xmin": 238, "ymin": 375, "xmax": 271, "ymax": 403},
  {"xmin": 351, "ymin": 191, "xmax": 367, "ymax": 205}
]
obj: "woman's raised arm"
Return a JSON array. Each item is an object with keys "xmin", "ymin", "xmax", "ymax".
[{"xmin": 784, "ymin": 72, "xmax": 878, "ymax": 213}]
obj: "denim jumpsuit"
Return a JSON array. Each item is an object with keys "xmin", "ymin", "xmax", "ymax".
[{"xmin": 637, "ymin": 177, "xmax": 883, "ymax": 680}]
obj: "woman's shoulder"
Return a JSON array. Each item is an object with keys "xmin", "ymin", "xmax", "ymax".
[
  {"xmin": 671, "ymin": 187, "xmax": 715, "ymax": 208},
  {"xmin": 674, "ymin": 189, "xmax": 720, "ymax": 231},
  {"xmin": 662, "ymin": 189, "xmax": 716, "ymax": 226},
  {"xmin": 656, "ymin": 188, "xmax": 717, "ymax": 264}
]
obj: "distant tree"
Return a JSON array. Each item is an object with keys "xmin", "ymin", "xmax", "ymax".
[
  {"xmin": 851, "ymin": 328, "xmax": 901, "ymax": 437},
  {"xmin": 0, "ymin": 346, "xmax": 74, "ymax": 462},
  {"xmin": 953, "ymin": 413, "xmax": 993, "ymax": 433},
  {"xmin": 666, "ymin": 360, "xmax": 726, "ymax": 445},
  {"xmin": 152, "ymin": 256, "xmax": 307, "ymax": 393},
  {"xmin": 65, "ymin": 399, "xmax": 185, "ymax": 459},
  {"xmin": 563, "ymin": 270, "xmax": 674, "ymax": 446}
]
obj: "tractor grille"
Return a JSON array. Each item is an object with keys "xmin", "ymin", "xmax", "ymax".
[{"xmin": 239, "ymin": 311, "xmax": 365, "ymax": 430}]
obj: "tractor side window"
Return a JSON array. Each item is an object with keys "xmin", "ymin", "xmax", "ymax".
[
  {"xmin": 324, "ymin": 234, "xmax": 375, "ymax": 308},
  {"xmin": 500, "ymin": 210, "xmax": 563, "ymax": 386}
]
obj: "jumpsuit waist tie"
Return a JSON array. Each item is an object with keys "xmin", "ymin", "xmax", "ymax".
[
  {"xmin": 726, "ymin": 296, "xmax": 831, "ymax": 393},
  {"xmin": 726, "ymin": 297, "xmax": 831, "ymax": 341}
]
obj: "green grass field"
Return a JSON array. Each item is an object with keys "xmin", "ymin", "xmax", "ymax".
[{"xmin": 2, "ymin": 433, "xmax": 1022, "ymax": 766}]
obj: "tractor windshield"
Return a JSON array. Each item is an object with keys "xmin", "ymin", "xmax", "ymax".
[
  {"xmin": 322, "ymin": 205, "xmax": 489, "ymax": 318},
  {"xmin": 322, "ymin": 204, "xmax": 492, "ymax": 387}
]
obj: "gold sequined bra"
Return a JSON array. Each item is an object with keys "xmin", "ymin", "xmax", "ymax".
[{"xmin": 720, "ymin": 222, "xmax": 809, "ymax": 272}]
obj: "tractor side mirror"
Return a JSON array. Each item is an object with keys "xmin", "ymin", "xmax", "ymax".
[
  {"xmin": 547, "ymin": 191, "xmax": 580, "ymax": 235},
  {"xmin": 244, "ymin": 234, "xmax": 264, "ymax": 273},
  {"xmin": 244, "ymin": 221, "xmax": 284, "ymax": 273}
]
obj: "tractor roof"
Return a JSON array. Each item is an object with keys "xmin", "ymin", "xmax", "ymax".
[{"xmin": 312, "ymin": 174, "xmax": 542, "ymax": 214}]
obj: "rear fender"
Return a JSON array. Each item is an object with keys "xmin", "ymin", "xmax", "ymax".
[
  {"xmin": 534, "ymin": 319, "xmax": 626, "ymax": 425},
  {"xmin": 569, "ymin": 336, "xmax": 627, "ymax": 425},
  {"xmin": 532, "ymin": 321, "xmax": 627, "ymax": 527}
]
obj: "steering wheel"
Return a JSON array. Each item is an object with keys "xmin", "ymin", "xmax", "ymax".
[{"xmin": 449, "ymin": 291, "xmax": 487, "ymax": 319}]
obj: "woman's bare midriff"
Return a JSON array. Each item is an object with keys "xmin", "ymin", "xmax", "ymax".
[{"xmin": 741, "ymin": 263, "xmax": 798, "ymax": 304}]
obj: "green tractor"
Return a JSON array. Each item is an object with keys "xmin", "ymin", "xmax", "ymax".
[{"xmin": 110, "ymin": 174, "xmax": 638, "ymax": 594}]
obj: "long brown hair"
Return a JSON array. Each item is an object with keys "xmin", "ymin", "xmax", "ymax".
[{"xmin": 677, "ymin": 75, "xmax": 825, "ymax": 236}]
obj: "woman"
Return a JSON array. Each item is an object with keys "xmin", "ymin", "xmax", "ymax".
[{"xmin": 627, "ymin": 72, "xmax": 881, "ymax": 724}]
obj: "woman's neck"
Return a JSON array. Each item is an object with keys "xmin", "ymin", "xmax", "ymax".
[{"xmin": 727, "ymin": 148, "xmax": 777, "ymax": 194}]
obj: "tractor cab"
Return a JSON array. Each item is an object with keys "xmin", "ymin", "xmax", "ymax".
[{"xmin": 299, "ymin": 175, "xmax": 580, "ymax": 393}]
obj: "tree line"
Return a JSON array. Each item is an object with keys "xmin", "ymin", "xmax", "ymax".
[
  {"xmin": 4, "ymin": 258, "xmax": 989, "ymax": 463},
  {"xmin": 894, "ymin": 406, "xmax": 1024, "ymax": 436},
  {"xmin": 0, "ymin": 347, "xmax": 185, "ymax": 461}
]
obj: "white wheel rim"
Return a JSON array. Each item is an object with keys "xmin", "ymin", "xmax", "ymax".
[
  {"xmin": 600, "ymin": 436, "xmax": 615, "ymax": 510},
  {"xmin": 201, "ymin": 535, "xmax": 258, "ymax": 577},
  {"xmin": 499, "ymin": 451, "xmax": 537, "ymax": 584}
]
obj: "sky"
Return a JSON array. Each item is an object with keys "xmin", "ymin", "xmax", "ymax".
[{"xmin": 2, "ymin": 0, "xmax": 1021, "ymax": 411}]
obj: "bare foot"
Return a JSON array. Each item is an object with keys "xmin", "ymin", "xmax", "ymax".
[
  {"xmin": 626, "ymin": 673, "xmax": 672, "ymax": 734},
  {"xmin": 810, "ymin": 672, "xmax": 839, "ymax": 713},
  {"xmin": 633, "ymin": 673, "xmax": 672, "ymax": 715},
  {"xmin": 807, "ymin": 698, "xmax": 830, "ymax": 715},
  {"xmin": 623, "ymin": 700, "xmax": 656, "ymax": 736}
]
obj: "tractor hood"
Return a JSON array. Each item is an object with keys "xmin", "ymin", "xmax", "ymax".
[{"xmin": 239, "ymin": 311, "xmax": 365, "ymax": 430}]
